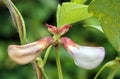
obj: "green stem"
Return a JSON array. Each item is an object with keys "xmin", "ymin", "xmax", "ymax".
[
  {"xmin": 94, "ymin": 59, "xmax": 120, "ymax": 79},
  {"xmin": 43, "ymin": 45, "xmax": 53, "ymax": 66},
  {"xmin": 10, "ymin": 0, "xmax": 26, "ymax": 44},
  {"xmin": 32, "ymin": 61, "xmax": 42, "ymax": 79},
  {"xmin": 55, "ymin": 45, "xmax": 63, "ymax": 79},
  {"xmin": 37, "ymin": 57, "xmax": 48, "ymax": 79},
  {"xmin": 41, "ymin": 67, "xmax": 48, "ymax": 79},
  {"xmin": 94, "ymin": 64, "xmax": 107, "ymax": 79},
  {"xmin": 106, "ymin": 67, "xmax": 118, "ymax": 79},
  {"xmin": 3, "ymin": 0, "xmax": 26, "ymax": 44}
]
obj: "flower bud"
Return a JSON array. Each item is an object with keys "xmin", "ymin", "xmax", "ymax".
[
  {"xmin": 8, "ymin": 36, "xmax": 53, "ymax": 65},
  {"xmin": 46, "ymin": 24, "xmax": 71, "ymax": 36},
  {"xmin": 46, "ymin": 24, "xmax": 58, "ymax": 34},
  {"xmin": 61, "ymin": 37, "xmax": 105, "ymax": 70},
  {"xmin": 58, "ymin": 24, "xmax": 72, "ymax": 36}
]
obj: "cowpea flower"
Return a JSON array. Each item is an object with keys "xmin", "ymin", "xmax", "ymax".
[
  {"xmin": 8, "ymin": 36, "xmax": 53, "ymax": 65},
  {"xmin": 60, "ymin": 37, "xmax": 105, "ymax": 70}
]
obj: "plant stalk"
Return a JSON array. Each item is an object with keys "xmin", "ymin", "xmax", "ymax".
[
  {"xmin": 43, "ymin": 45, "xmax": 53, "ymax": 66},
  {"xmin": 37, "ymin": 57, "xmax": 48, "ymax": 79},
  {"xmin": 106, "ymin": 67, "xmax": 118, "ymax": 79},
  {"xmin": 55, "ymin": 44, "xmax": 63, "ymax": 79},
  {"xmin": 32, "ymin": 61, "xmax": 42, "ymax": 79},
  {"xmin": 41, "ymin": 67, "xmax": 48, "ymax": 79},
  {"xmin": 94, "ymin": 63, "xmax": 107, "ymax": 79}
]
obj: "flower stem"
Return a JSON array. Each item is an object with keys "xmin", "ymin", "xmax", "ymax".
[
  {"xmin": 41, "ymin": 67, "xmax": 48, "ymax": 79},
  {"xmin": 94, "ymin": 64, "xmax": 107, "ymax": 79},
  {"xmin": 43, "ymin": 45, "xmax": 53, "ymax": 66},
  {"xmin": 106, "ymin": 58, "xmax": 120, "ymax": 79},
  {"xmin": 32, "ymin": 61, "xmax": 42, "ymax": 79},
  {"xmin": 94, "ymin": 58, "xmax": 120, "ymax": 79},
  {"xmin": 55, "ymin": 44, "xmax": 63, "ymax": 79},
  {"xmin": 37, "ymin": 57, "xmax": 48, "ymax": 79},
  {"xmin": 106, "ymin": 67, "xmax": 119, "ymax": 79}
]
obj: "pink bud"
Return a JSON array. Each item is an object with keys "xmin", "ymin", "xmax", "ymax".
[
  {"xmin": 8, "ymin": 36, "xmax": 53, "ymax": 65},
  {"xmin": 61, "ymin": 37, "xmax": 105, "ymax": 69},
  {"xmin": 46, "ymin": 24, "xmax": 71, "ymax": 36},
  {"xmin": 58, "ymin": 24, "xmax": 72, "ymax": 36},
  {"xmin": 46, "ymin": 24, "xmax": 58, "ymax": 34}
]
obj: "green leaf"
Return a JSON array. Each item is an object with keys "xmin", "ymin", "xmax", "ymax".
[
  {"xmin": 57, "ymin": 2, "xmax": 90, "ymax": 27},
  {"xmin": 89, "ymin": 0, "xmax": 120, "ymax": 52},
  {"xmin": 6, "ymin": 0, "xmax": 26, "ymax": 44},
  {"xmin": 71, "ymin": 0, "xmax": 87, "ymax": 4}
]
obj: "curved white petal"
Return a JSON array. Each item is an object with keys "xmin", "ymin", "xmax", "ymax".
[
  {"xmin": 68, "ymin": 45, "xmax": 105, "ymax": 69},
  {"xmin": 61, "ymin": 37, "xmax": 105, "ymax": 69},
  {"xmin": 8, "ymin": 36, "xmax": 53, "ymax": 65}
]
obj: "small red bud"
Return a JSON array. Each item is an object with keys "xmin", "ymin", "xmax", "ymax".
[
  {"xmin": 46, "ymin": 24, "xmax": 58, "ymax": 34},
  {"xmin": 58, "ymin": 24, "xmax": 72, "ymax": 36},
  {"xmin": 46, "ymin": 24, "xmax": 71, "ymax": 36}
]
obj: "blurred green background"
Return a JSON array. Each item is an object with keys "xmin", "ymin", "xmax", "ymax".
[{"xmin": 0, "ymin": 0, "xmax": 119, "ymax": 79}]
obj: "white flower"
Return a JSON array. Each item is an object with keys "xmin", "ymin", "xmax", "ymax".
[
  {"xmin": 8, "ymin": 36, "xmax": 53, "ymax": 65},
  {"xmin": 61, "ymin": 37, "xmax": 105, "ymax": 70}
]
